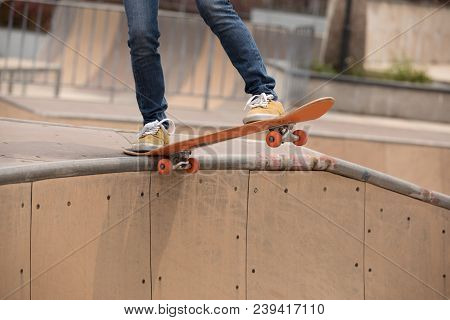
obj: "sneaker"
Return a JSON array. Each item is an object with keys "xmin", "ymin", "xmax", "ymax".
[
  {"xmin": 243, "ymin": 93, "xmax": 285, "ymax": 124},
  {"xmin": 130, "ymin": 119, "xmax": 175, "ymax": 152}
]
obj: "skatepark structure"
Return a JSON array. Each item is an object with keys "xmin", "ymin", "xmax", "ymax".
[
  {"xmin": 1, "ymin": 0, "xmax": 449, "ymax": 301},
  {"xmin": 3, "ymin": 0, "xmax": 449, "ymax": 127},
  {"xmin": 0, "ymin": 118, "xmax": 448, "ymax": 300},
  {"xmin": 1, "ymin": 1, "xmax": 313, "ymax": 108}
]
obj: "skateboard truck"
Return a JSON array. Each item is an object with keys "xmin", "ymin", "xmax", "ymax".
[
  {"xmin": 157, "ymin": 126, "xmax": 308, "ymax": 175},
  {"xmin": 266, "ymin": 125, "xmax": 308, "ymax": 148},
  {"xmin": 157, "ymin": 151, "xmax": 199, "ymax": 175}
]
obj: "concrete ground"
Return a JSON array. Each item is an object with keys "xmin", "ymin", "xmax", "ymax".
[{"xmin": 2, "ymin": 95, "xmax": 450, "ymax": 147}]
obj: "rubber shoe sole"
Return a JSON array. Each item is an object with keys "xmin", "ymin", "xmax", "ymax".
[{"xmin": 243, "ymin": 113, "xmax": 279, "ymax": 124}]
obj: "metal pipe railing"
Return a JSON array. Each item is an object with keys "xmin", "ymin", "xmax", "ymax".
[{"xmin": 0, "ymin": 151, "xmax": 448, "ymax": 209}]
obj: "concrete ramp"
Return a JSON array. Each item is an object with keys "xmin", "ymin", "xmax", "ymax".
[{"xmin": 0, "ymin": 119, "xmax": 448, "ymax": 300}]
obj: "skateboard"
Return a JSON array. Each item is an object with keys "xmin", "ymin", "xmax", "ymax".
[{"xmin": 124, "ymin": 97, "xmax": 334, "ymax": 175}]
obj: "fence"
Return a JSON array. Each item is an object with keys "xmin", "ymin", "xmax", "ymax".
[{"xmin": 0, "ymin": 0, "xmax": 314, "ymax": 110}]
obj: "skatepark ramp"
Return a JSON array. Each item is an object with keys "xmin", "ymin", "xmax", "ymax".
[{"xmin": 0, "ymin": 147, "xmax": 448, "ymax": 299}]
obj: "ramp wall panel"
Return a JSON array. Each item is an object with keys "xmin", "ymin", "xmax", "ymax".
[
  {"xmin": 365, "ymin": 184, "xmax": 449, "ymax": 299},
  {"xmin": 247, "ymin": 172, "xmax": 365, "ymax": 299},
  {"xmin": 0, "ymin": 183, "xmax": 31, "ymax": 300},
  {"xmin": 30, "ymin": 173, "xmax": 151, "ymax": 299},
  {"xmin": 150, "ymin": 171, "xmax": 248, "ymax": 300}
]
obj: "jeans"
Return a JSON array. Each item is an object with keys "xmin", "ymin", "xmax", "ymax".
[{"xmin": 124, "ymin": 0, "xmax": 277, "ymax": 124}]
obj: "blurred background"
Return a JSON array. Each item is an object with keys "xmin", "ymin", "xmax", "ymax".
[{"xmin": 0, "ymin": 0, "xmax": 449, "ymax": 193}]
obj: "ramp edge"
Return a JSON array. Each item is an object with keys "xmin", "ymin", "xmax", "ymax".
[{"xmin": 0, "ymin": 151, "xmax": 448, "ymax": 210}]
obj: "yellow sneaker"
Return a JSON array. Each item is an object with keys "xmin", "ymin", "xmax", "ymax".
[
  {"xmin": 243, "ymin": 93, "xmax": 285, "ymax": 124},
  {"xmin": 131, "ymin": 119, "xmax": 175, "ymax": 152}
]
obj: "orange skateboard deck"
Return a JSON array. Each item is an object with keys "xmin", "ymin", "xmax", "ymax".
[{"xmin": 124, "ymin": 97, "xmax": 334, "ymax": 174}]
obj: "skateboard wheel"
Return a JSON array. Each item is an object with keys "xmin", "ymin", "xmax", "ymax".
[
  {"xmin": 185, "ymin": 158, "xmax": 200, "ymax": 174},
  {"xmin": 266, "ymin": 131, "xmax": 282, "ymax": 148},
  {"xmin": 158, "ymin": 159, "xmax": 172, "ymax": 175},
  {"xmin": 293, "ymin": 130, "xmax": 308, "ymax": 146}
]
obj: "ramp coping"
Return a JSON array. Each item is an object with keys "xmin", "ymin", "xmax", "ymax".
[{"xmin": 0, "ymin": 150, "xmax": 448, "ymax": 210}]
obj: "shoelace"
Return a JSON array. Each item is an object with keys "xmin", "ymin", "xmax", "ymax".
[
  {"xmin": 137, "ymin": 119, "xmax": 176, "ymax": 138},
  {"xmin": 244, "ymin": 93, "xmax": 274, "ymax": 110}
]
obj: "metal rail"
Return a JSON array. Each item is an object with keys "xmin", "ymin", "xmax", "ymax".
[{"xmin": 0, "ymin": 151, "xmax": 448, "ymax": 210}]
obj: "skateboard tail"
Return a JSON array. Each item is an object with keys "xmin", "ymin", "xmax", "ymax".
[{"xmin": 284, "ymin": 97, "xmax": 335, "ymax": 124}]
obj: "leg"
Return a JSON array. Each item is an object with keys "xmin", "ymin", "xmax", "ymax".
[
  {"xmin": 124, "ymin": 0, "xmax": 167, "ymax": 124},
  {"xmin": 196, "ymin": 0, "xmax": 277, "ymax": 99}
]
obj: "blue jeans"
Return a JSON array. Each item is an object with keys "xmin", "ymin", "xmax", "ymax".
[{"xmin": 124, "ymin": 0, "xmax": 277, "ymax": 124}]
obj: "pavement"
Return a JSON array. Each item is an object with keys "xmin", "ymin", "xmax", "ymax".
[{"xmin": 0, "ymin": 116, "xmax": 303, "ymax": 169}]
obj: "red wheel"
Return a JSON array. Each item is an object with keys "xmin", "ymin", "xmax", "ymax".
[
  {"xmin": 266, "ymin": 131, "xmax": 283, "ymax": 148},
  {"xmin": 293, "ymin": 130, "xmax": 308, "ymax": 146},
  {"xmin": 185, "ymin": 158, "xmax": 200, "ymax": 174},
  {"xmin": 157, "ymin": 159, "xmax": 172, "ymax": 175}
]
